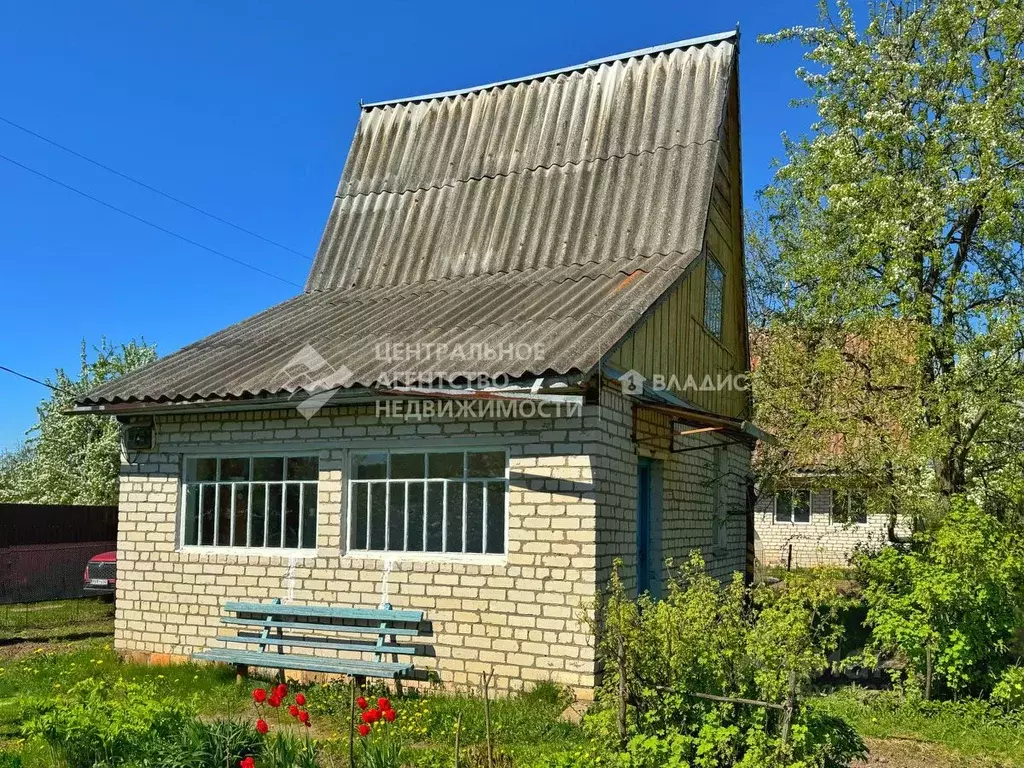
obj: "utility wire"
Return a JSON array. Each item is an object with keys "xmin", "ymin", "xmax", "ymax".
[
  {"xmin": 0, "ymin": 151, "xmax": 304, "ymax": 290},
  {"xmin": 0, "ymin": 364, "xmax": 71, "ymax": 395},
  {"xmin": 0, "ymin": 115, "xmax": 311, "ymax": 262}
]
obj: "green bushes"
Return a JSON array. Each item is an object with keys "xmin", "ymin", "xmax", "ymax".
[
  {"xmin": 22, "ymin": 678, "xmax": 193, "ymax": 768},
  {"xmin": 587, "ymin": 553, "xmax": 865, "ymax": 767},
  {"xmin": 856, "ymin": 499, "xmax": 1024, "ymax": 697}
]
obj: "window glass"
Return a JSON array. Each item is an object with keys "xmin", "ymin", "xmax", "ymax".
[
  {"xmin": 391, "ymin": 453, "xmax": 426, "ymax": 479},
  {"xmin": 253, "ymin": 457, "xmax": 283, "ymax": 482},
  {"xmin": 428, "ymin": 453, "xmax": 464, "ymax": 479},
  {"xmin": 468, "ymin": 451, "xmax": 505, "ymax": 478},
  {"xmin": 704, "ymin": 255, "xmax": 725, "ymax": 338},
  {"xmin": 287, "ymin": 456, "xmax": 318, "ymax": 481},
  {"xmin": 220, "ymin": 458, "xmax": 250, "ymax": 482},
  {"xmin": 775, "ymin": 491, "xmax": 793, "ymax": 523},
  {"xmin": 354, "ymin": 453, "xmax": 387, "ymax": 480}
]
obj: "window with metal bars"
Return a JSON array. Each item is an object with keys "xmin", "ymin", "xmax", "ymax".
[
  {"xmin": 181, "ymin": 456, "xmax": 318, "ymax": 550},
  {"xmin": 347, "ymin": 450, "xmax": 507, "ymax": 556}
]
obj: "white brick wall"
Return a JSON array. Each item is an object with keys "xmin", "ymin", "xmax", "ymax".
[
  {"xmin": 754, "ymin": 489, "xmax": 906, "ymax": 567},
  {"xmin": 115, "ymin": 393, "xmax": 751, "ymax": 695}
]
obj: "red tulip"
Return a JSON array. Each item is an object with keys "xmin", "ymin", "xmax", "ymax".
[
  {"xmin": 267, "ymin": 695, "xmax": 281, "ymax": 708},
  {"xmin": 369, "ymin": 708, "xmax": 382, "ymax": 722},
  {"xmin": 289, "ymin": 705, "xmax": 300, "ymax": 717},
  {"xmin": 256, "ymin": 719, "xmax": 269, "ymax": 734},
  {"xmin": 294, "ymin": 693, "xmax": 306, "ymax": 706},
  {"xmin": 240, "ymin": 758, "xmax": 256, "ymax": 768},
  {"xmin": 274, "ymin": 683, "xmax": 288, "ymax": 699},
  {"xmin": 361, "ymin": 710, "xmax": 373, "ymax": 724},
  {"xmin": 252, "ymin": 688, "xmax": 267, "ymax": 703},
  {"xmin": 299, "ymin": 710, "xmax": 310, "ymax": 724},
  {"xmin": 377, "ymin": 697, "xmax": 391, "ymax": 711},
  {"xmin": 358, "ymin": 724, "xmax": 371, "ymax": 737},
  {"xmin": 356, "ymin": 696, "xmax": 368, "ymax": 710},
  {"xmin": 383, "ymin": 708, "xmax": 396, "ymax": 722}
]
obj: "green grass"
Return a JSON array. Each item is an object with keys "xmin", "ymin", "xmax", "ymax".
[
  {"xmin": 310, "ymin": 679, "xmax": 588, "ymax": 765},
  {"xmin": 814, "ymin": 686, "xmax": 1024, "ymax": 765},
  {"xmin": 0, "ymin": 599, "xmax": 114, "ymax": 642}
]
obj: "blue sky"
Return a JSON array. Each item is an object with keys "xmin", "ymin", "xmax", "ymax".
[{"xmin": 0, "ymin": 0, "xmax": 823, "ymax": 451}]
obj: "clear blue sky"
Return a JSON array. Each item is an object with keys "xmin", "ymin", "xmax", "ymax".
[{"xmin": 0, "ymin": 0, "xmax": 825, "ymax": 452}]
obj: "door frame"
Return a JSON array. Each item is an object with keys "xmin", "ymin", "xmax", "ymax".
[{"xmin": 636, "ymin": 456, "xmax": 664, "ymax": 598}]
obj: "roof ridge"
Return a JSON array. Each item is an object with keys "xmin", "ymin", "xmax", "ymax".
[{"xmin": 360, "ymin": 30, "xmax": 736, "ymax": 109}]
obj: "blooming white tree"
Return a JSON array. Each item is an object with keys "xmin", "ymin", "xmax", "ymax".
[
  {"xmin": 754, "ymin": 0, "xmax": 1024, "ymax": 523},
  {"xmin": 0, "ymin": 339, "xmax": 156, "ymax": 506}
]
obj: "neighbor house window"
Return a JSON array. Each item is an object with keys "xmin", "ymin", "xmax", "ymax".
[
  {"xmin": 832, "ymin": 490, "xmax": 868, "ymax": 525},
  {"xmin": 775, "ymin": 489, "xmax": 810, "ymax": 524},
  {"xmin": 348, "ymin": 450, "xmax": 507, "ymax": 556},
  {"xmin": 181, "ymin": 456, "xmax": 319, "ymax": 550},
  {"xmin": 704, "ymin": 255, "xmax": 725, "ymax": 338}
]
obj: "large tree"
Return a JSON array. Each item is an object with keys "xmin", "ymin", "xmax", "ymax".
[
  {"xmin": 754, "ymin": 0, "xmax": 1024, "ymax": 523},
  {"xmin": 0, "ymin": 339, "xmax": 157, "ymax": 506}
]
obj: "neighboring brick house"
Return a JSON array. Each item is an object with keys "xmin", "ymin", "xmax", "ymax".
[
  {"xmin": 753, "ymin": 484, "xmax": 903, "ymax": 568},
  {"xmin": 75, "ymin": 31, "xmax": 765, "ymax": 696}
]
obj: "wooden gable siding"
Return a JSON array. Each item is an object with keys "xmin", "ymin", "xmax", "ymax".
[{"xmin": 607, "ymin": 71, "xmax": 750, "ymax": 419}]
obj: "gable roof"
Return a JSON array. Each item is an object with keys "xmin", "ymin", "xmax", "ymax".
[{"xmin": 80, "ymin": 31, "xmax": 737, "ymax": 408}]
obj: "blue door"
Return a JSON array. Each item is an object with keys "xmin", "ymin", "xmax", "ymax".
[{"xmin": 637, "ymin": 458, "xmax": 654, "ymax": 595}]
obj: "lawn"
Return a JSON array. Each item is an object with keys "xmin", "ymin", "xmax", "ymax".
[{"xmin": 1, "ymin": 602, "xmax": 1022, "ymax": 767}]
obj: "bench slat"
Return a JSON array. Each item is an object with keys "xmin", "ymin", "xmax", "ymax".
[
  {"xmin": 215, "ymin": 634, "xmax": 418, "ymax": 656},
  {"xmin": 221, "ymin": 617, "xmax": 421, "ymax": 636},
  {"xmin": 224, "ymin": 602, "xmax": 423, "ymax": 623},
  {"xmin": 193, "ymin": 649, "xmax": 412, "ymax": 679}
]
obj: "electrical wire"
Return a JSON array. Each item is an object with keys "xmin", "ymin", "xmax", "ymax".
[
  {"xmin": 0, "ymin": 151, "xmax": 305, "ymax": 290},
  {"xmin": 0, "ymin": 115, "xmax": 311, "ymax": 262}
]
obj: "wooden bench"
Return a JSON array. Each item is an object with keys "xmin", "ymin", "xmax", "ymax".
[{"xmin": 193, "ymin": 599, "xmax": 427, "ymax": 682}]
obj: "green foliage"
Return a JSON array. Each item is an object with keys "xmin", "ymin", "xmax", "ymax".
[
  {"xmin": 259, "ymin": 731, "xmax": 319, "ymax": 768},
  {"xmin": 991, "ymin": 665, "xmax": 1024, "ymax": 711},
  {"xmin": 0, "ymin": 338, "xmax": 157, "ymax": 506},
  {"xmin": 856, "ymin": 498, "xmax": 1024, "ymax": 695},
  {"xmin": 21, "ymin": 678, "xmax": 193, "ymax": 768},
  {"xmin": 145, "ymin": 719, "xmax": 262, "ymax": 768},
  {"xmin": 754, "ymin": 0, "xmax": 1024, "ymax": 514},
  {"xmin": 590, "ymin": 554, "xmax": 864, "ymax": 767}
]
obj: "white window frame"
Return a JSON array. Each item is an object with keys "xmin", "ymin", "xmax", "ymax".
[
  {"xmin": 345, "ymin": 447, "xmax": 510, "ymax": 563},
  {"xmin": 831, "ymin": 489, "xmax": 869, "ymax": 526},
  {"xmin": 774, "ymin": 489, "xmax": 811, "ymax": 525},
  {"xmin": 178, "ymin": 452, "xmax": 320, "ymax": 556}
]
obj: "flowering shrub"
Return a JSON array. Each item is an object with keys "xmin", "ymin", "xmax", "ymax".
[
  {"xmin": 355, "ymin": 694, "xmax": 403, "ymax": 768},
  {"xmin": 247, "ymin": 683, "xmax": 319, "ymax": 768}
]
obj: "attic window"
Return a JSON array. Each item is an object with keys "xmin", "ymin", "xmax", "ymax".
[{"xmin": 704, "ymin": 255, "xmax": 725, "ymax": 339}]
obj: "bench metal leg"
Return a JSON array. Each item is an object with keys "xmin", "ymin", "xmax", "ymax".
[{"xmin": 235, "ymin": 664, "xmax": 248, "ymax": 685}]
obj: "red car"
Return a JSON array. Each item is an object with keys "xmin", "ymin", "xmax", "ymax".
[{"xmin": 84, "ymin": 550, "xmax": 116, "ymax": 597}]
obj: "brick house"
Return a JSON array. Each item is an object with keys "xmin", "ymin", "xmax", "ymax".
[
  {"xmin": 75, "ymin": 30, "xmax": 765, "ymax": 696},
  {"xmin": 754, "ymin": 483, "xmax": 904, "ymax": 568}
]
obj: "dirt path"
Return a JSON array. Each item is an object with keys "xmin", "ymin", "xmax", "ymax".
[{"xmin": 855, "ymin": 737, "xmax": 1016, "ymax": 768}]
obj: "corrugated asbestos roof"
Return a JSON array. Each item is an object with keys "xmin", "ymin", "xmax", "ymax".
[{"xmin": 80, "ymin": 31, "xmax": 736, "ymax": 407}]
